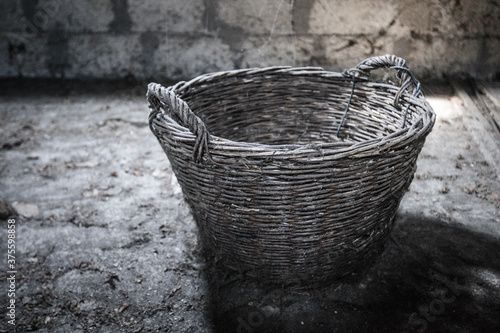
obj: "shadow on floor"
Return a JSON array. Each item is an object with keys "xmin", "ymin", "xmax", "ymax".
[{"xmin": 202, "ymin": 214, "xmax": 500, "ymax": 333}]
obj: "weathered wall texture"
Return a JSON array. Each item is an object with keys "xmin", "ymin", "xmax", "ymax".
[{"xmin": 1, "ymin": 0, "xmax": 499, "ymax": 81}]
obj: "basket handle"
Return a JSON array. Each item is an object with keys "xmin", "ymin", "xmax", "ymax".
[
  {"xmin": 147, "ymin": 82, "xmax": 211, "ymax": 163},
  {"xmin": 353, "ymin": 54, "xmax": 421, "ymax": 105},
  {"xmin": 337, "ymin": 55, "xmax": 422, "ymax": 136}
]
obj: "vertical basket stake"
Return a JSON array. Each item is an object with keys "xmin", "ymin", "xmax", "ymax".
[
  {"xmin": 337, "ymin": 68, "xmax": 370, "ymax": 138},
  {"xmin": 336, "ymin": 74, "xmax": 356, "ymax": 138}
]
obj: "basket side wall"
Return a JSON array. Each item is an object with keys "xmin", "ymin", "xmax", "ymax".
[{"xmin": 153, "ymin": 118, "xmax": 429, "ymax": 284}]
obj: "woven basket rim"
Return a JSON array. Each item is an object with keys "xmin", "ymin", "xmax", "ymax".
[{"xmin": 158, "ymin": 66, "xmax": 435, "ymax": 158}]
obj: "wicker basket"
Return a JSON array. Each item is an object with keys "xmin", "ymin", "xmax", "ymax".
[{"xmin": 147, "ymin": 55, "xmax": 435, "ymax": 285}]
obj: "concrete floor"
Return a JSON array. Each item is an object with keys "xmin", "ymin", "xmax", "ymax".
[{"xmin": 0, "ymin": 79, "xmax": 499, "ymax": 332}]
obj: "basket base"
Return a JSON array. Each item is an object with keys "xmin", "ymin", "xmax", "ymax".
[{"xmin": 196, "ymin": 220, "xmax": 392, "ymax": 287}]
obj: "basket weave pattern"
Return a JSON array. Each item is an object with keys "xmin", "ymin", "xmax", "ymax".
[{"xmin": 148, "ymin": 55, "xmax": 435, "ymax": 285}]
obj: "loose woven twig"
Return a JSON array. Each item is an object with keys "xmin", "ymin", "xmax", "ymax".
[{"xmin": 148, "ymin": 54, "xmax": 436, "ymax": 286}]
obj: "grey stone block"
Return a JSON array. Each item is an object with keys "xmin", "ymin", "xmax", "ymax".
[
  {"xmin": 390, "ymin": 0, "xmax": 500, "ymax": 38},
  {"xmin": 128, "ymin": 0, "xmax": 205, "ymax": 33},
  {"xmin": 153, "ymin": 36, "xmax": 234, "ymax": 79},
  {"xmin": 1, "ymin": 33, "xmax": 50, "ymax": 77},
  {"xmin": 240, "ymin": 36, "xmax": 314, "ymax": 68},
  {"xmin": 241, "ymin": 35, "xmax": 372, "ymax": 71},
  {"xmin": 0, "ymin": 37, "xmax": 12, "ymax": 76},
  {"xmin": 446, "ymin": 0, "xmax": 500, "ymax": 37},
  {"xmin": 322, "ymin": 36, "xmax": 373, "ymax": 69},
  {"xmin": 384, "ymin": 35, "xmax": 500, "ymax": 79},
  {"xmin": 49, "ymin": 0, "xmax": 114, "ymax": 33},
  {"xmin": 217, "ymin": 0, "xmax": 294, "ymax": 35},
  {"xmin": 2, "ymin": 0, "xmax": 75, "ymax": 33},
  {"xmin": 0, "ymin": 0, "xmax": 24, "ymax": 31},
  {"xmin": 308, "ymin": 0, "xmax": 398, "ymax": 35},
  {"xmin": 68, "ymin": 34, "xmax": 142, "ymax": 78}
]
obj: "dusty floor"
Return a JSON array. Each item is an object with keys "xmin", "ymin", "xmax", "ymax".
[{"xmin": 0, "ymin": 79, "xmax": 499, "ymax": 333}]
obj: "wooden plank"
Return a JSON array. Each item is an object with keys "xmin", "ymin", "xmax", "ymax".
[
  {"xmin": 477, "ymin": 81, "xmax": 500, "ymax": 108},
  {"xmin": 476, "ymin": 81, "xmax": 500, "ymax": 127},
  {"xmin": 450, "ymin": 80, "xmax": 500, "ymax": 177}
]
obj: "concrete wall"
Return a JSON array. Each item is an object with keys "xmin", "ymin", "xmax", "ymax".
[{"xmin": 1, "ymin": 0, "xmax": 499, "ymax": 81}]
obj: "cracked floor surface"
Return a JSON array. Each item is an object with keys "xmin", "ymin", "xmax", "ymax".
[{"xmin": 0, "ymin": 79, "xmax": 499, "ymax": 332}]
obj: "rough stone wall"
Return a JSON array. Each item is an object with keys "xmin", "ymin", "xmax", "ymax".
[{"xmin": 1, "ymin": 0, "xmax": 499, "ymax": 80}]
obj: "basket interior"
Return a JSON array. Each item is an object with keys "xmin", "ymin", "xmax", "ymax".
[{"xmin": 178, "ymin": 74, "xmax": 421, "ymax": 145}]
